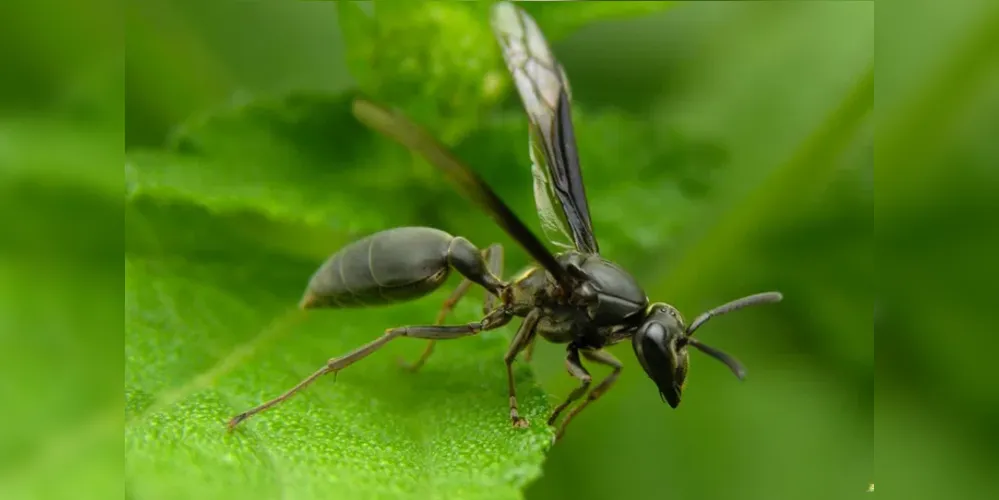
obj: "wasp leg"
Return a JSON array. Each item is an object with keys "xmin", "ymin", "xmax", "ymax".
[
  {"xmin": 552, "ymin": 349, "xmax": 622, "ymax": 444},
  {"xmin": 546, "ymin": 347, "xmax": 591, "ymax": 427},
  {"xmin": 228, "ymin": 309, "xmax": 511, "ymax": 431},
  {"xmin": 504, "ymin": 308, "xmax": 541, "ymax": 428},
  {"xmin": 399, "ymin": 279, "xmax": 473, "ymax": 372},
  {"xmin": 504, "ymin": 264, "xmax": 538, "ymax": 363},
  {"xmin": 402, "ymin": 243, "xmax": 504, "ymax": 372},
  {"xmin": 523, "ymin": 335, "xmax": 538, "ymax": 363}
]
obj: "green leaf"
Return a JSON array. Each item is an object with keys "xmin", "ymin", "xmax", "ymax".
[
  {"xmin": 127, "ymin": 92, "xmax": 407, "ymax": 230},
  {"xmin": 125, "ymin": 91, "xmax": 555, "ymax": 498},
  {"xmin": 124, "ymin": 213, "xmax": 553, "ymax": 498}
]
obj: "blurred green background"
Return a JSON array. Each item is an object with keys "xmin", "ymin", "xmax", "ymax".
[
  {"xmin": 6, "ymin": 0, "xmax": 999, "ymax": 498},
  {"xmin": 1, "ymin": 0, "xmax": 121, "ymax": 499}
]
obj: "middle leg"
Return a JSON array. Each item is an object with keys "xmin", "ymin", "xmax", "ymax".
[{"xmin": 504, "ymin": 307, "xmax": 541, "ymax": 428}]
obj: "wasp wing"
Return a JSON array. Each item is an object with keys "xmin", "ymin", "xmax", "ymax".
[
  {"xmin": 351, "ymin": 98, "xmax": 573, "ymax": 289},
  {"xmin": 491, "ymin": 1, "xmax": 600, "ymax": 255}
]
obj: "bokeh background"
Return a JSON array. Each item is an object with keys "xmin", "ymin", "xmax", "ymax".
[
  {"xmin": 4, "ymin": 0, "xmax": 999, "ymax": 498},
  {"xmin": 1, "ymin": 0, "xmax": 121, "ymax": 499}
]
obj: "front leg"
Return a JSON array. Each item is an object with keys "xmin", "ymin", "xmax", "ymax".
[
  {"xmin": 547, "ymin": 346, "xmax": 590, "ymax": 426},
  {"xmin": 552, "ymin": 349, "xmax": 622, "ymax": 443},
  {"xmin": 504, "ymin": 308, "xmax": 541, "ymax": 428}
]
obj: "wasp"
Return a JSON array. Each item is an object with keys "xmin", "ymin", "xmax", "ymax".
[{"xmin": 227, "ymin": 2, "xmax": 782, "ymax": 443}]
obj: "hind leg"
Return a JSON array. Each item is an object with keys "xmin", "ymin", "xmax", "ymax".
[
  {"xmin": 229, "ymin": 308, "xmax": 512, "ymax": 430},
  {"xmin": 401, "ymin": 243, "xmax": 504, "ymax": 371},
  {"xmin": 523, "ymin": 334, "xmax": 538, "ymax": 363}
]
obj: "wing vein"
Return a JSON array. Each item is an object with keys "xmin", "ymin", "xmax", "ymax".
[{"xmin": 491, "ymin": 1, "xmax": 600, "ymax": 254}]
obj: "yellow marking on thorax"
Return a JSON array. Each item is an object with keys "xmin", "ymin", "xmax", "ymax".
[{"xmin": 511, "ymin": 266, "xmax": 539, "ymax": 284}]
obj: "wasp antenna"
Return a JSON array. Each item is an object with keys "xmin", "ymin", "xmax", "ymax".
[
  {"xmin": 686, "ymin": 291, "xmax": 783, "ymax": 336},
  {"xmin": 686, "ymin": 338, "xmax": 747, "ymax": 380}
]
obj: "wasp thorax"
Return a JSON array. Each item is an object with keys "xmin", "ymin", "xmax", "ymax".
[
  {"xmin": 567, "ymin": 255, "xmax": 648, "ymax": 326},
  {"xmin": 575, "ymin": 282, "xmax": 598, "ymax": 304}
]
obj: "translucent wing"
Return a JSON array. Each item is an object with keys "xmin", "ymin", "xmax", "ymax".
[{"xmin": 491, "ymin": 2, "xmax": 600, "ymax": 254}]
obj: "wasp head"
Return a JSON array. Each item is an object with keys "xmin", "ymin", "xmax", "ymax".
[{"xmin": 632, "ymin": 292, "xmax": 782, "ymax": 407}]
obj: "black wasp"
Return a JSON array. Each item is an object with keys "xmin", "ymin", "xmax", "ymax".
[{"xmin": 228, "ymin": 2, "xmax": 782, "ymax": 443}]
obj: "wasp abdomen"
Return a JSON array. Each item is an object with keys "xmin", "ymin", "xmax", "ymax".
[{"xmin": 300, "ymin": 227, "xmax": 456, "ymax": 308}]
